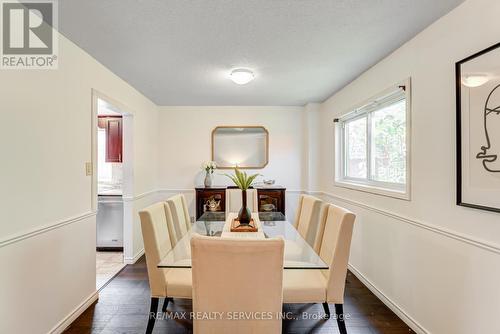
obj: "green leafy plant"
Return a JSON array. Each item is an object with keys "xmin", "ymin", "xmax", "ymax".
[{"xmin": 224, "ymin": 168, "xmax": 260, "ymax": 190}]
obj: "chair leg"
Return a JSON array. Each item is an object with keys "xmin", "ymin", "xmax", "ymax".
[
  {"xmin": 335, "ymin": 303, "xmax": 347, "ymax": 334},
  {"xmin": 162, "ymin": 297, "xmax": 172, "ymax": 312},
  {"xmin": 146, "ymin": 297, "xmax": 159, "ymax": 334},
  {"xmin": 322, "ymin": 302, "xmax": 330, "ymax": 319}
]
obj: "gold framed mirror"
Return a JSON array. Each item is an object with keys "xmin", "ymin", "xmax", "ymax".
[{"xmin": 211, "ymin": 126, "xmax": 269, "ymax": 169}]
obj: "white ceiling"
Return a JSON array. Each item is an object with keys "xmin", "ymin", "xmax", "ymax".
[{"xmin": 59, "ymin": 0, "xmax": 464, "ymax": 106}]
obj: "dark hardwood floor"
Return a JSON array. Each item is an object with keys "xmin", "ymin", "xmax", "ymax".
[{"xmin": 65, "ymin": 257, "xmax": 413, "ymax": 334}]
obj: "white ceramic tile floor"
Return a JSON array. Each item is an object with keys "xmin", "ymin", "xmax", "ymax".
[{"xmin": 96, "ymin": 252, "xmax": 126, "ymax": 289}]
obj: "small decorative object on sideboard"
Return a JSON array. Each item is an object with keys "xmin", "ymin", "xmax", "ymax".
[
  {"xmin": 205, "ymin": 198, "xmax": 220, "ymax": 212},
  {"xmin": 263, "ymin": 179, "xmax": 275, "ymax": 186},
  {"xmin": 225, "ymin": 168, "xmax": 260, "ymax": 226},
  {"xmin": 261, "ymin": 203, "xmax": 276, "ymax": 212},
  {"xmin": 201, "ymin": 161, "xmax": 217, "ymax": 187}
]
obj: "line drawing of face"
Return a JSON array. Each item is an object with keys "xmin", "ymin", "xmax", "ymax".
[{"xmin": 476, "ymin": 83, "xmax": 500, "ymax": 173}]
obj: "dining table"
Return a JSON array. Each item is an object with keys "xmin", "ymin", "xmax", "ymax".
[{"xmin": 157, "ymin": 211, "xmax": 329, "ymax": 270}]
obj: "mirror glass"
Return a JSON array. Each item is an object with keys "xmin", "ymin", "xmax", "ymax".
[{"xmin": 212, "ymin": 126, "xmax": 268, "ymax": 169}]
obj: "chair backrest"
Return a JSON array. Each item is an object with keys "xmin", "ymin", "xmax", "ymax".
[
  {"xmin": 191, "ymin": 236, "xmax": 284, "ymax": 333},
  {"xmin": 313, "ymin": 204, "xmax": 329, "ymax": 253},
  {"xmin": 319, "ymin": 204, "xmax": 356, "ymax": 304},
  {"xmin": 163, "ymin": 203, "xmax": 178, "ymax": 247},
  {"xmin": 166, "ymin": 194, "xmax": 191, "ymax": 242},
  {"xmin": 225, "ymin": 188, "xmax": 258, "ymax": 213},
  {"xmin": 294, "ymin": 194, "xmax": 323, "ymax": 249},
  {"xmin": 139, "ymin": 202, "xmax": 172, "ymax": 297}
]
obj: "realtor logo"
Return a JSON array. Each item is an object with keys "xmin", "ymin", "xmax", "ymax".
[{"xmin": 1, "ymin": 0, "xmax": 58, "ymax": 69}]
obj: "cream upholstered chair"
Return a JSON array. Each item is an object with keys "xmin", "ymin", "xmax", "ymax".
[
  {"xmin": 284, "ymin": 204, "xmax": 356, "ymax": 334},
  {"xmin": 293, "ymin": 194, "xmax": 324, "ymax": 251},
  {"xmin": 191, "ymin": 235, "xmax": 284, "ymax": 333},
  {"xmin": 166, "ymin": 194, "xmax": 191, "ymax": 244},
  {"xmin": 225, "ymin": 188, "xmax": 258, "ymax": 213},
  {"xmin": 139, "ymin": 202, "xmax": 192, "ymax": 334}
]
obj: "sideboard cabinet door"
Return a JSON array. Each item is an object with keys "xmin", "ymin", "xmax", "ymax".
[{"xmin": 256, "ymin": 189, "xmax": 286, "ymax": 216}]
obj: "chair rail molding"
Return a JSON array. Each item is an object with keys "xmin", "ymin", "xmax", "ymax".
[
  {"xmin": 6, "ymin": 190, "xmax": 494, "ymax": 255},
  {"xmin": 122, "ymin": 188, "xmax": 161, "ymax": 202},
  {"xmin": 0, "ymin": 211, "xmax": 97, "ymax": 248},
  {"xmin": 320, "ymin": 191, "xmax": 500, "ymax": 255},
  {"xmin": 157, "ymin": 188, "xmax": 308, "ymax": 194},
  {"xmin": 156, "ymin": 188, "xmax": 195, "ymax": 194},
  {"xmin": 283, "ymin": 189, "xmax": 306, "ymax": 194}
]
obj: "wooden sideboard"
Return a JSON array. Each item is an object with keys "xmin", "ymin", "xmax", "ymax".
[{"xmin": 195, "ymin": 186, "xmax": 286, "ymax": 219}]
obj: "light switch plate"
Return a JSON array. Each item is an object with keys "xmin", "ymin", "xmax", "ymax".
[{"xmin": 85, "ymin": 162, "xmax": 93, "ymax": 176}]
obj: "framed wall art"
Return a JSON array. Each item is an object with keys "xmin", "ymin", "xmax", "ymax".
[{"xmin": 456, "ymin": 42, "xmax": 500, "ymax": 213}]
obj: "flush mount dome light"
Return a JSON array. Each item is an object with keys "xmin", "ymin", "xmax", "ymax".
[
  {"xmin": 462, "ymin": 74, "xmax": 489, "ymax": 88},
  {"xmin": 230, "ymin": 69, "xmax": 255, "ymax": 85}
]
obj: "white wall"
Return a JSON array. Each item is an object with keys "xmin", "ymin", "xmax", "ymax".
[
  {"xmin": 0, "ymin": 33, "xmax": 159, "ymax": 333},
  {"xmin": 0, "ymin": 39, "xmax": 311, "ymax": 334},
  {"xmin": 316, "ymin": 0, "xmax": 500, "ymax": 333},
  {"xmin": 157, "ymin": 106, "xmax": 307, "ymax": 218},
  {"xmin": 303, "ymin": 103, "xmax": 321, "ymax": 191},
  {"xmin": 4, "ymin": 1, "xmax": 498, "ymax": 333}
]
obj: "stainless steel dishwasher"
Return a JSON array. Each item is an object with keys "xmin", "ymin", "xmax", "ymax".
[{"xmin": 96, "ymin": 195, "xmax": 123, "ymax": 250}]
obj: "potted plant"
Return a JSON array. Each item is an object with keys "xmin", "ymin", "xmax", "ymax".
[
  {"xmin": 225, "ymin": 168, "xmax": 260, "ymax": 225},
  {"xmin": 202, "ymin": 161, "xmax": 217, "ymax": 187}
]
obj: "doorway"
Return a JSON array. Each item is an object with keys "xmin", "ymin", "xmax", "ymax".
[{"xmin": 92, "ymin": 92, "xmax": 133, "ymax": 290}]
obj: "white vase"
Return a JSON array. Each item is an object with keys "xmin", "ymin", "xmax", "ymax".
[{"xmin": 204, "ymin": 172, "xmax": 213, "ymax": 187}]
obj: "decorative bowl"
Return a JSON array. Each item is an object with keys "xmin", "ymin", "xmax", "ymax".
[{"xmin": 261, "ymin": 203, "xmax": 276, "ymax": 211}]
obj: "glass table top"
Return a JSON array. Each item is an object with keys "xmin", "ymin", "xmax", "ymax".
[{"xmin": 158, "ymin": 214, "xmax": 328, "ymax": 270}]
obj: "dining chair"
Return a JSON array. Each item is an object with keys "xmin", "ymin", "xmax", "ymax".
[
  {"xmin": 283, "ymin": 203, "xmax": 356, "ymax": 334},
  {"xmin": 166, "ymin": 194, "xmax": 191, "ymax": 243},
  {"xmin": 139, "ymin": 202, "xmax": 193, "ymax": 334},
  {"xmin": 293, "ymin": 194, "xmax": 324, "ymax": 251},
  {"xmin": 225, "ymin": 188, "xmax": 258, "ymax": 213},
  {"xmin": 191, "ymin": 235, "xmax": 285, "ymax": 333}
]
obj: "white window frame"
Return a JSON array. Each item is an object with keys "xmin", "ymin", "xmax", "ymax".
[{"xmin": 334, "ymin": 78, "xmax": 411, "ymax": 200}]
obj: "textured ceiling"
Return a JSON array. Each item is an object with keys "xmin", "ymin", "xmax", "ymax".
[{"xmin": 59, "ymin": 0, "xmax": 464, "ymax": 106}]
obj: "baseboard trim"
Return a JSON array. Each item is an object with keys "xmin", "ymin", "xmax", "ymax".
[
  {"xmin": 124, "ymin": 248, "xmax": 144, "ymax": 264},
  {"xmin": 321, "ymin": 191, "xmax": 500, "ymax": 255},
  {"xmin": 0, "ymin": 211, "xmax": 96, "ymax": 248},
  {"xmin": 49, "ymin": 290, "xmax": 99, "ymax": 334},
  {"xmin": 348, "ymin": 264, "xmax": 429, "ymax": 334}
]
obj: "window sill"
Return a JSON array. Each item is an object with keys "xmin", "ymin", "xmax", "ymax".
[{"xmin": 334, "ymin": 179, "xmax": 410, "ymax": 201}]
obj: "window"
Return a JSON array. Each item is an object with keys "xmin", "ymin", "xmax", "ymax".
[{"xmin": 335, "ymin": 80, "xmax": 411, "ymax": 199}]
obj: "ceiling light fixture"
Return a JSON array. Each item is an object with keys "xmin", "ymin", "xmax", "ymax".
[
  {"xmin": 462, "ymin": 74, "xmax": 489, "ymax": 88},
  {"xmin": 230, "ymin": 68, "xmax": 255, "ymax": 85}
]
